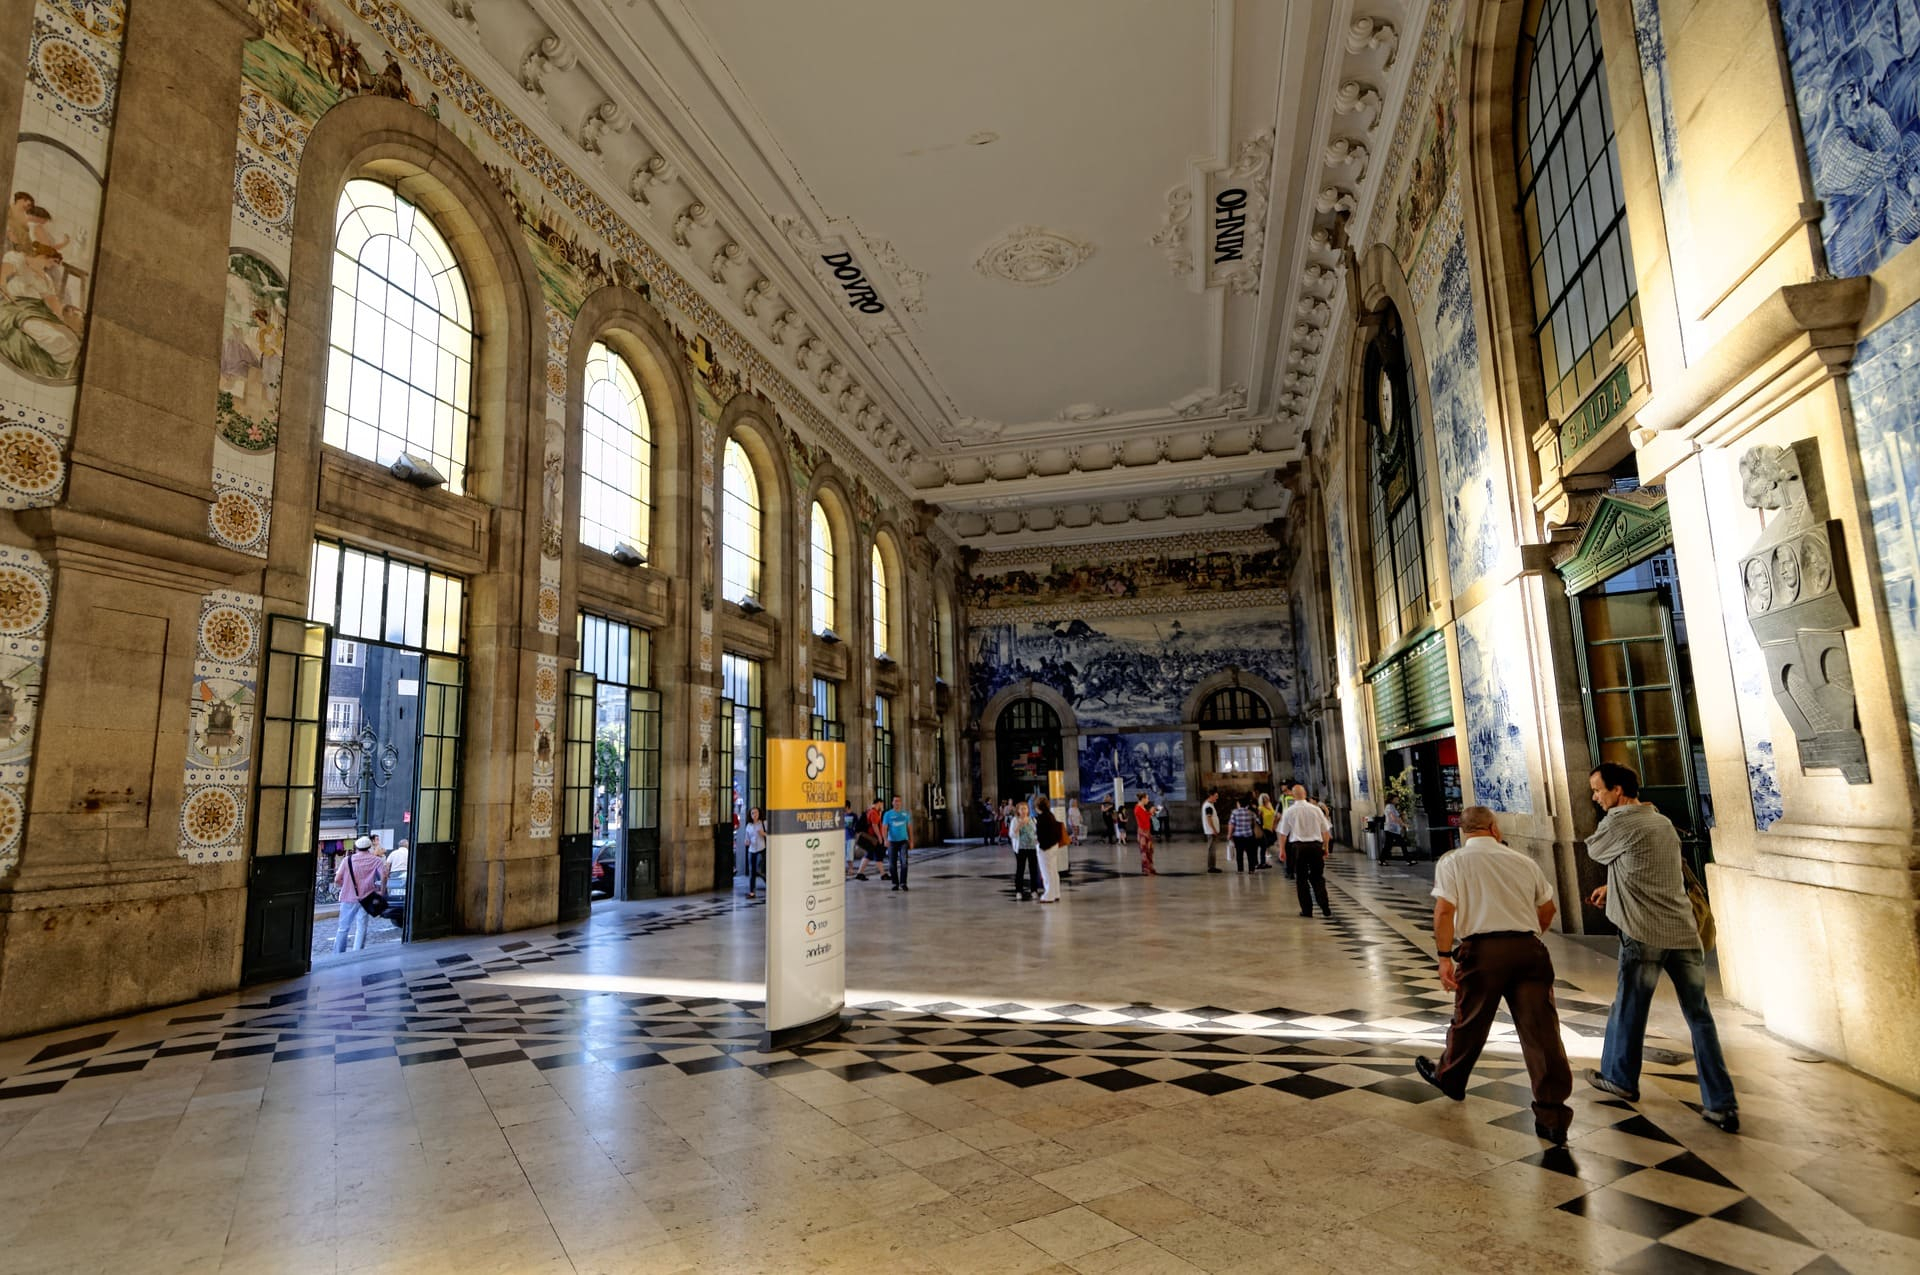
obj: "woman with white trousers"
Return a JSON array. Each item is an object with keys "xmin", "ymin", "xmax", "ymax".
[{"xmin": 1035, "ymin": 797, "xmax": 1067, "ymax": 904}]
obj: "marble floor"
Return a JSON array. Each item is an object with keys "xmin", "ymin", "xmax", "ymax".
[{"xmin": 0, "ymin": 838, "xmax": 1914, "ymax": 1274}]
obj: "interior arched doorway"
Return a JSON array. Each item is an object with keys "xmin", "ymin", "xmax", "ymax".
[{"xmin": 995, "ymin": 697, "xmax": 1063, "ymax": 802}]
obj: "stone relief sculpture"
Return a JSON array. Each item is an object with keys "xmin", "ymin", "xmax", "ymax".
[{"xmin": 1737, "ymin": 441, "xmax": 1869, "ymax": 783}]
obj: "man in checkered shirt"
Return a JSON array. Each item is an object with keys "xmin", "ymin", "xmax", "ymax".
[{"xmin": 1227, "ymin": 795, "xmax": 1258, "ymax": 872}]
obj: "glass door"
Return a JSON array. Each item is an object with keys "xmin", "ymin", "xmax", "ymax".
[
  {"xmin": 625, "ymin": 687, "xmax": 661, "ymax": 899},
  {"xmin": 713, "ymin": 695, "xmax": 735, "ymax": 891},
  {"xmin": 407, "ymin": 653, "xmax": 463, "ymax": 940},
  {"xmin": 243, "ymin": 617, "xmax": 330, "ymax": 984},
  {"xmin": 1574, "ymin": 586, "xmax": 1706, "ymax": 924},
  {"xmin": 559, "ymin": 670, "xmax": 597, "ymax": 922}
]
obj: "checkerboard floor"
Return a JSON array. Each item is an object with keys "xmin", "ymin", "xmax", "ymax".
[{"xmin": 0, "ymin": 838, "xmax": 1910, "ymax": 1274}]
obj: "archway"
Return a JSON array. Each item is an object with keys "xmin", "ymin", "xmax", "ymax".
[{"xmin": 995, "ymin": 697, "xmax": 1063, "ymax": 804}]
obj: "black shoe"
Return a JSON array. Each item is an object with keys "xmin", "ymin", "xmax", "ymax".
[
  {"xmin": 1321, "ymin": 911, "xmax": 1333, "ymax": 918},
  {"xmin": 891, "ymin": 884, "xmax": 900, "ymax": 891},
  {"xmin": 1299, "ymin": 911, "xmax": 1313, "ymax": 917},
  {"xmin": 1534, "ymin": 1122, "xmax": 1569, "ymax": 1146},
  {"xmin": 1585, "ymin": 1069, "xmax": 1639, "ymax": 1103},
  {"xmin": 1702, "ymin": 1108, "xmax": 1740, "ymax": 1133},
  {"xmin": 1208, "ymin": 867, "xmax": 1223, "ymax": 874},
  {"xmin": 1415, "ymin": 1056, "xmax": 1462, "ymax": 1100},
  {"xmin": 901, "ymin": 885, "xmax": 910, "ymax": 891},
  {"xmin": 853, "ymin": 875, "xmax": 867, "ymax": 882}
]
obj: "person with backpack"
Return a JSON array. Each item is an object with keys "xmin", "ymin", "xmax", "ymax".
[
  {"xmin": 1584, "ymin": 762, "xmax": 1739, "ymax": 1132},
  {"xmin": 332, "ymin": 834, "xmax": 389, "ymax": 954}
]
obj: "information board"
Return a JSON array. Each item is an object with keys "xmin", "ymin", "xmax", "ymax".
[{"xmin": 765, "ymin": 739, "xmax": 847, "ymax": 1049}]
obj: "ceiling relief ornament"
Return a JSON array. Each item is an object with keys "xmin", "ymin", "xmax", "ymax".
[
  {"xmin": 1171, "ymin": 384, "xmax": 1248, "ymax": 419},
  {"xmin": 627, "ymin": 153, "xmax": 672, "ymax": 207},
  {"xmin": 775, "ymin": 214, "xmax": 915, "ymax": 341},
  {"xmin": 949, "ymin": 417, "xmax": 1005, "ymax": 445},
  {"xmin": 1335, "ymin": 80, "xmax": 1384, "ymax": 132},
  {"xmin": 973, "ymin": 225, "xmax": 1095, "ymax": 287},
  {"xmin": 1346, "ymin": 16, "xmax": 1399, "ymax": 68},
  {"xmin": 519, "ymin": 34, "xmax": 573, "ymax": 99},
  {"xmin": 1056, "ymin": 403, "xmax": 1112, "ymax": 423},
  {"xmin": 1151, "ymin": 185, "xmax": 1194, "ymax": 275}
]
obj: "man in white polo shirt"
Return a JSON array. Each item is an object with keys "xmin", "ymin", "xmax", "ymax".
[
  {"xmin": 1414, "ymin": 805, "xmax": 1573, "ymax": 1144},
  {"xmin": 1276, "ymin": 783, "xmax": 1333, "ymax": 917}
]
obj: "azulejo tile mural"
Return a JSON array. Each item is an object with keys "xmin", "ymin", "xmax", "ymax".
[
  {"xmin": 1325, "ymin": 459, "xmax": 1357, "ymax": 686},
  {"xmin": 1780, "ymin": 0, "xmax": 1920, "ymax": 278},
  {"xmin": 529, "ymin": 652, "xmax": 558, "ymax": 839},
  {"xmin": 971, "ymin": 609, "xmax": 1294, "ymax": 733},
  {"xmin": 1079, "ymin": 733, "xmax": 1187, "ymax": 804},
  {"xmin": 180, "ymin": 590, "xmax": 262, "ymax": 863},
  {"xmin": 0, "ymin": 0, "xmax": 126, "ymax": 511},
  {"xmin": 1847, "ymin": 301, "xmax": 1920, "ymax": 780},
  {"xmin": 1629, "ymin": 0, "xmax": 1697, "ymax": 359},
  {"xmin": 1417, "ymin": 186, "xmax": 1501, "ymax": 594},
  {"xmin": 0, "ymin": 547, "xmax": 52, "ymax": 874},
  {"xmin": 966, "ymin": 541, "xmax": 1292, "ymax": 611},
  {"xmin": 1455, "ymin": 596, "xmax": 1535, "ymax": 814}
]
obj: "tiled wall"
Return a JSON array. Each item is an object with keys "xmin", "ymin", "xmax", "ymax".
[
  {"xmin": 1780, "ymin": 0, "xmax": 1920, "ymax": 278},
  {"xmin": 1455, "ymin": 594, "xmax": 1536, "ymax": 814},
  {"xmin": 1848, "ymin": 300, "xmax": 1920, "ymax": 780}
]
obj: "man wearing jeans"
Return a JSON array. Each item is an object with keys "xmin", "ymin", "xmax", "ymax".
[
  {"xmin": 1585, "ymin": 762, "xmax": 1740, "ymax": 1132},
  {"xmin": 883, "ymin": 795, "xmax": 913, "ymax": 892}
]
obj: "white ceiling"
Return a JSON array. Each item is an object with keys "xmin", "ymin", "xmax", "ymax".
[{"xmin": 428, "ymin": 0, "xmax": 1428, "ymax": 546}]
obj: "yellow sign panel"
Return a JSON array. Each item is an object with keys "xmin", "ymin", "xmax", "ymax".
[
  {"xmin": 769, "ymin": 739, "xmax": 846, "ymax": 812},
  {"xmin": 1048, "ymin": 769, "xmax": 1066, "ymax": 801}
]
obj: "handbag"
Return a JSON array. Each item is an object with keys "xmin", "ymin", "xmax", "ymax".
[
  {"xmin": 1681, "ymin": 861, "xmax": 1715, "ymax": 952},
  {"xmin": 348, "ymin": 854, "xmax": 389, "ymax": 918}
]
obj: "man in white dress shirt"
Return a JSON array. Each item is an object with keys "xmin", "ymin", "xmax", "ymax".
[
  {"xmin": 1415, "ymin": 805, "xmax": 1572, "ymax": 1144},
  {"xmin": 1276, "ymin": 784, "xmax": 1333, "ymax": 917}
]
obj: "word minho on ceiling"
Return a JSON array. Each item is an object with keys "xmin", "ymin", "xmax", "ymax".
[
  {"xmin": 821, "ymin": 253, "xmax": 886, "ymax": 315},
  {"xmin": 1212, "ymin": 188, "xmax": 1250, "ymax": 265}
]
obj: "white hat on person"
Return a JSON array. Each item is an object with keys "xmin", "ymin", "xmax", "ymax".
[{"xmin": 354, "ymin": 835, "xmax": 372, "ymax": 850}]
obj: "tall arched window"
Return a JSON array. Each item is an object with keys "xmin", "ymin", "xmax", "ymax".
[
  {"xmin": 721, "ymin": 437, "xmax": 762, "ymax": 604},
  {"xmin": 325, "ymin": 179, "xmax": 474, "ymax": 491},
  {"xmin": 579, "ymin": 341, "xmax": 653, "ymax": 557},
  {"xmin": 810, "ymin": 500, "xmax": 836, "ymax": 634},
  {"xmin": 1518, "ymin": 0, "xmax": 1637, "ymax": 424},
  {"xmin": 871, "ymin": 544, "xmax": 891, "ymax": 658}
]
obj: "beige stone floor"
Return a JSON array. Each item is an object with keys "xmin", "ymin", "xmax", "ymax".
[{"xmin": 0, "ymin": 838, "xmax": 1913, "ymax": 1274}]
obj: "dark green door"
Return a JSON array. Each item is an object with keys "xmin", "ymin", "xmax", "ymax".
[
  {"xmin": 406, "ymin": 653, "xmax": 463, "ymax": 941},
  {"xmin": 243, "ymin": 617, "xmax": 331, "ymax": 984},
  {"xmin": 1574, "ymin": 587, "xmax": 1705, "ymax": 927},
  {"xmin": 713, "ymin": 695, "xmax": 735, "ymax": 892},
  {"xmin": 559, "ymin": 670, "xmax": 596, "ymax": 922},
  {"xmin": 625, "ymin": 686, "xmax": 661, "ymax": 900}
]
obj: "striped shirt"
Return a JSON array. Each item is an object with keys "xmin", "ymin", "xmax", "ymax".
[
  {"xmin": 1585, "ymin": 802, "xmax": 1700, "ymax": 949},
  {"xmin": 1228, "ymin": 805, "xmax": 1256, "ymax": 837}
]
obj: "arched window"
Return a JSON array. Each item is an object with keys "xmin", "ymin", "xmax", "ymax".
[
  {"xmin": 324, "ymin": 179, "xmax": 474, "ymax": 491},
  {"xmin": 871, "ymin": 544, "xmax": 891, "ymax": 658},
  {"xmin": 721, "ymin": 437, "xmax": 761, "ymax": 604},
  {"xmin": 810, "ymin": 500, "xmax": 836, "ymax": 635},
  {"xmin": 1199, "ymin": 687, "xmax": 1272, "ymax": 728},
  {"xmin": 1517, "ymin": 0, "xmax": 1637, "ymax": 424},
  {"xmin": 579, "ymin": 341, "xmax": 653, "ymax": 557}
]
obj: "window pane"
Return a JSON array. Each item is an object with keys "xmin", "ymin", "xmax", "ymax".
[
  {"xmin": 721, "ymin": 439, "xmax": 762, "ymax": 603},
  {"xmin": 324, "ymin": 180, "xmax": 475, "ymax": 492},
  {"xmin": 578, "ymin": 342, "xmax": 653, "ymax": 556}
]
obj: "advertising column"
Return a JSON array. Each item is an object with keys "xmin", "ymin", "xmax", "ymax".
[{"xmin": 765, "ymin": 739, "xmax": 847, "ymax": 1049}]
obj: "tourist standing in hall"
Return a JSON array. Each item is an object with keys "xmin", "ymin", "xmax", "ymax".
[
  {"xmin": 1067, "ymin": 797, "xmax": 1086, "ymax": 849},
  {"xmin": 1010, "ymin": 800, "xmax": 1041, "ymax": 900},
  {"xmin": 741, "ymin": 807, "xmax": 767, "ymax": 900},
  {"xmin": 1585, "ymin": 762, "xmax": 1740, "ymax": 1132},
  {"xmin": 1035, "ymin": 796, "xmax": 1066, "ymax": 903},
  {"xmin": 1228, "ymin": 795, "xmax": 1259, "ymax": 872},
  {"xmin": 1257, "ymin": 792, "xmax": 1279, "ymax": 871},
  {"xmin": 1415, "ymin": 805, "xmax": 1573, "ymax": 1144},
  {"xmin": 1133, "ymin": 790, "xmax": 1157, "ymax": 876},
  {"xmin": 883, "ymin": 795, "xmax": 913, "ymax": 892},
  {"xmin": 333, "ymin": 834, "xmax": 388, "ymax": 954},
  {"xmin": 1201, "ymin": 788, "xmax": 1223, "ymax": 873},
  {"xmin": 1277, "ymin": 783, "xmax": 1333, "ymax": 916},
  {"xmin": 844, "ymin": 802, "xmax": 860, "ymax": 878}
]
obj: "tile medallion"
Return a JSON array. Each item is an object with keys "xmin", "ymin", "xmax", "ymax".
[
  {"xmin": 0, "ymin": 547, "xmax": 51, "ymax": 874},
  {"xmin": 180, "ymin": 589, "xmax": 262, "ymax": 862}
]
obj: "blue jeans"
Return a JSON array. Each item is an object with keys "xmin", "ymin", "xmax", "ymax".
[
  {"xmin": 1599, "ymin": 937, "xmax": 1737, "ymax": 1113},
  {"xmin": 888, "ymin": 842, "xmax": 909, "ymax": 886},
  {"xmin": 334, "ymin": 899, "xmax": 371, "ymax": 953}
]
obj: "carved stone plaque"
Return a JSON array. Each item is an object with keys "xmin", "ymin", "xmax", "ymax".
[{"xmin": 1737, "ymin": 440, "xmax": 1868, "ymax": 783}]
